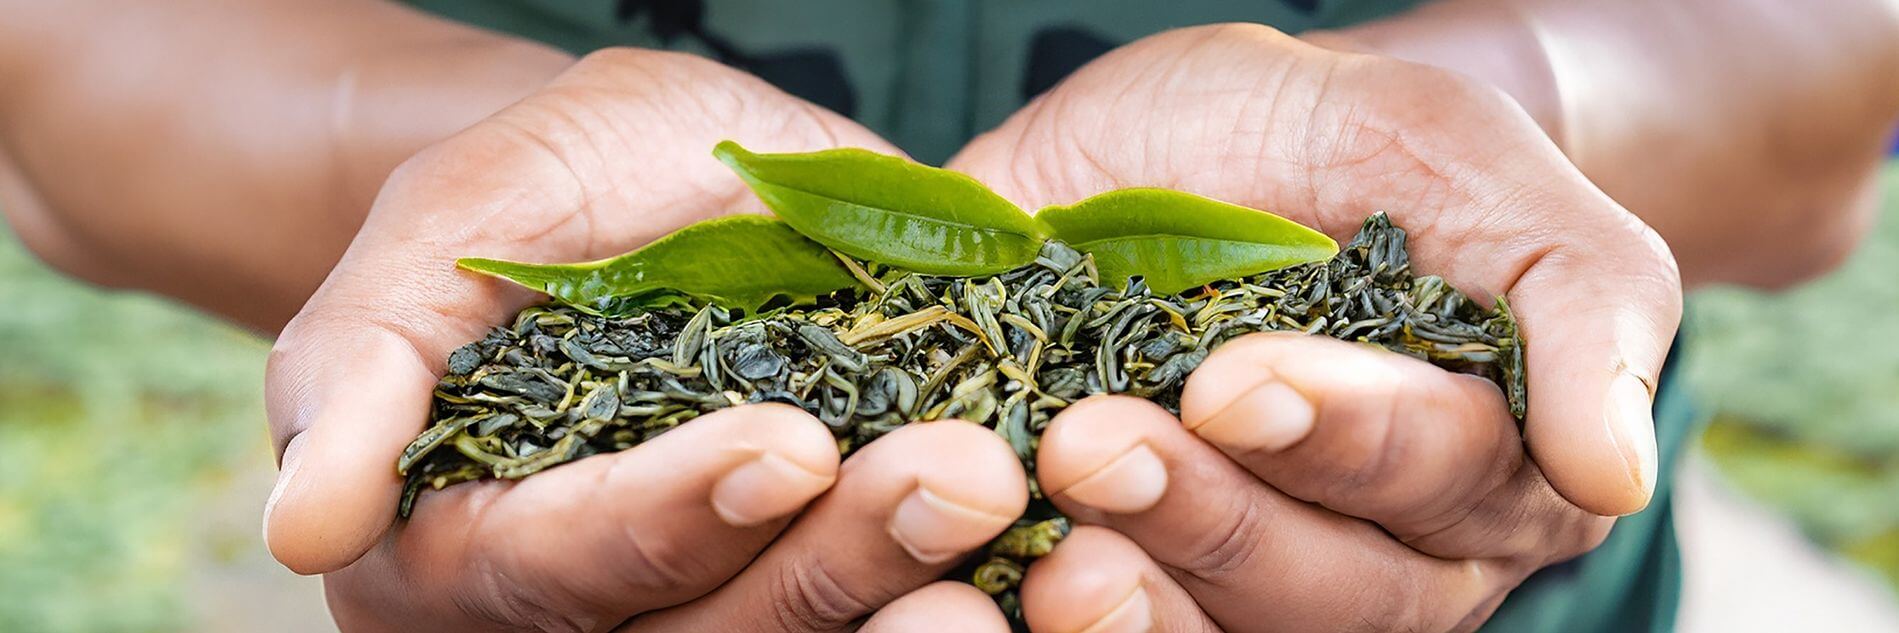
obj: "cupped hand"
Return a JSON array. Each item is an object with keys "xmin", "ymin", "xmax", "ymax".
[
  {"xmin": 265, "ymin": 49, "xmax": 1023, "ymax": 632},
  {"xmin": 946, "ymin": 24, "xmax": 1682, "ymax": 631}
]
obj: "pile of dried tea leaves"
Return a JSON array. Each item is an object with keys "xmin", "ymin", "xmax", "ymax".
[{"xmin": 398, "ymin": 212, "xmax": 1524, "ymax": 617}]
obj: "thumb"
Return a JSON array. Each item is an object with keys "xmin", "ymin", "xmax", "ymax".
[
  {"xmin": 1512, "ymin": 209, "xmax": 1682, "ymax": 517},
  {"xmin": 262, "ymin": 223, "xmax": 533, "ymax": 574},
  {"xmin": 263, "ymin": 321, "xmax": 439, "ymax": 574}
]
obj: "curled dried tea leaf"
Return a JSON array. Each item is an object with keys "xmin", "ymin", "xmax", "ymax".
[
  {"xmin": 714, "ymin": 141, "xmax": 1048, "ymax": 275},
  {"xmin": 402, "ymin": 211, "xmax": 1525, "ymax": 626},
  {"xmin": 1039, "ymin": 188, "xmax": 1339, "ymax": 294},
  {"xmin": 457, "ymin": 215, "xmax": 859, "ymax": 314},
  {"xmin": 972, "ymin": 558, "xmax": 1025, "ymax": 595}
]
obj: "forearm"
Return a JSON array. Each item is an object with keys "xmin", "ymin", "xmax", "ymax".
[
  {"xmin": 1315, "ymin": 0, "xmax": 1899, "ymax": 289},
  {"xmin": 0, "ymin": 0, "xmax": 572, "ymax": 332}
]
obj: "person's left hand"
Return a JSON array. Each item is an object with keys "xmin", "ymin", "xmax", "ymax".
[{"xmin": 947, "ymin": 24, "xmax": 1682, "ymax": 632}]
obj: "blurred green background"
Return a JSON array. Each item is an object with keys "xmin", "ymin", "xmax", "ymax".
[
  {"xmin": 1684, "ymin": 163, "xmax": 1899, "ymax": 590},
  {"xmin": 0, "ymin": 220, "xmax": 326, "ymax": 629},
  {"xmin": 0, "ymin": 165, "xmax": 1895, "ymax": 631}
]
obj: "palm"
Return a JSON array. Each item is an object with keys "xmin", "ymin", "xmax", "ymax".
[
  {"xmin": 958, "ymin": 27, "xmax": 1560, "ymax": 296},
  {"xmin": 265, "ymin": 50, "xmax": 902, "ymax": 630},
  {"xmin": 948, "ymin": 24, "xmax": 1681, "ymax": 517},
  {"xmin": 365, "ymin": 50, "xmax": 895, "ymax": 287},
  {"xmin": 934, "ymin": 26, "xmax": 1687, "ymax": 631}
]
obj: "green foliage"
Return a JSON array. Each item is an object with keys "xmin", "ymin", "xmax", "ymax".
[
  {"xmin": 1687, "ymin": 162, "xmax": 1899, "ymax": 592},
  {"xmin": 1700, "ymin": 418, "xmax": 1899, "ymax": 545},
  {"xmin": 1038, "ymin": 188, "xmax": 1339, "ymax": 293},
  {"xmin": 498, "ymin": 144, "xmax": 1340, "ymax": 311},
  {"xmin": 0, "ymin": 225, "xmax": 272, "ymax": 632},
  {"xmin": 713, "ymin": 141, "xmax": 1048, "ymax": 276},
  {"xmin": 459, "ymin": 215, "xmax": 859, "ymax": 314}
]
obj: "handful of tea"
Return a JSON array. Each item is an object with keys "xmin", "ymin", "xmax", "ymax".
[{"xmin": 396, "ymin": 143, "xmax": 1526, "ymax": 621}]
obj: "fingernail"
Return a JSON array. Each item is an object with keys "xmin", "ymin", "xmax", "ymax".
[
  {"xmin": 1608, "ymin": 372, "xmax": 1659, "ymax": 503},
  {"xmin": 1079, "ymin": 586, "xmax": 1154, "ymax": 633},
  {"xmin": 1056, "ymin": 444, "xmax": 1168, "ymax": 514},
  {"xmin": 711, "ymin": 451, "xmax": 835, "ymax": 527},
  {"xmin": 888, "ymin": 485, "xmax": 1017, "ymax": 563},
  {"xmin": 1184, "ymin": 381, "xmax": 1315, "ymax": 452}
]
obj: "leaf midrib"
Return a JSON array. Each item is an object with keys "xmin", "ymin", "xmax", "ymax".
[
  {"xmin": 1071, "ymin": 233, "xmax": 1330, "ymax": 255},
  {"xmin": 761, "ymin": 179, "xmax": 1039, "ymax": 241}
]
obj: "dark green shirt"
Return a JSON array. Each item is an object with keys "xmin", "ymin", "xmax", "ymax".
[{"xmin": 403, "ymin": 2, "xmax": 1697, "ymax": 630}]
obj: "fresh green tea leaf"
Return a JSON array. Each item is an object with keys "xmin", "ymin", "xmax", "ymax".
[
  {"xmin": 713, "ymin": 140, "xmax": 1047, "ymax": 275},
  {"xmin": 457, "ymin": 215, "xmax": 858, "ymax": 313},
  {"xmin": 1040, "ymin": 188, "xmax": 1338, "ymax": 294}
]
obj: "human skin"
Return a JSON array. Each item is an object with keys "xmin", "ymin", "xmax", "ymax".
[
  {"xmin": 3, "ymin": 3, "xmax": 1031, "ymax": 630},
  {"xmin": 0, "ymin": 0, "xmax": 574, "ymax": 333},
  {"xmin": 946, "ymin": 24, "xmax": 1677, "ymax": 630},
  {"xmin": 1309, "ymin": 0, "xmax": 1899, "ymax": 291},
  {"xmin": 266, "ymin": 49, "xmax": 1044, "ymax": 630},
  {"xmin": 3, "ymin": 1, "xmax": 1897, "ymax": 631},
  {"xmin": 939, "ymin": 2, "xmax": 1899, "ymax": 627}
]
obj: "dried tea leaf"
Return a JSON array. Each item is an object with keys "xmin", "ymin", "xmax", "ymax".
[
  {"xmin": 407, "ymin": 176, "xmax": 1522, "ymax": 627},
  {"xmin": 1039, "ymin": 188, "xmax": 1338, "ymax": 294},
  {"xmin": 714, "ymin": 141, "xmax": 1048, "ymax": 275},
  {"xmin": 457, "ymin": 215, "xmax": 858, "ymax": 314}
]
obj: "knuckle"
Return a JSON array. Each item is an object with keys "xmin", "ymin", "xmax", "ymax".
[
  {"xmin": 608, "ymin": 521, "xmax": 708, "ymax": 596},
  {"xmin": 773, "ymin": 557, "xmax": 876, "ymax": 632},
  {"xmin": 1175, "ymin": 496, "xmax": 1269, "ymax": 581},
  {"xmin": 261, "ymin": 343, "xmax": 307, "ymax": 450},
  {"xmin": 1163, "ymin": 22, "xmax": 1294, "ymax": 47},
  {"xmin": 263, "ymin": 313, "xmax": 339, "ymax": 453},
  {"xmin": 1396, "ymin": 61, "xmax": 1519, "ymax": 117},
  {"xmin": 459, "ymin": 549, "xmax": 596, "ymax": 633},
  {"xmin": 569, "ymin": 50, "xmax": 846, "ymax": 155},
  {"xmin": 475, "ymin": 520, "xmax": 705, "ymax": 628},
  {"xmin": 1626, "ymin": 221, "xmax": 1684, "ymax": 291},
  {"xmin": 572, "ymin": 46, "xmax": 663, "ymax": 73},
  {"xmin": 1318, "ymin": 384, "xmax": 1409, "ymax": 500},
  {"xmin": 379, "ymin": 141, "xmax": 450, "ymax": 192},
  {"xmin": 476, "ymin": 495, "xmax": 707, "ymax": 622}
]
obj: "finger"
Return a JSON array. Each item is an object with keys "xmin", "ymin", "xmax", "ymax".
[
  {"xmin": 1177, "ymin": 333, "xmax": 1608, "ymax": 560},
  {"xmin": 1317, "ymin": 74, "xmax": 1685, "ymax": 516},
  {"xmin": 262, "ymin": 49, "xmax": 899, "ymax": 574},
  {"xmin": 946, "ymin": 26, "xmax": 1682, "ymax": 515},
  {"xmin": 468, "ymin": 404, "xmax": 839, "ymax": 619},
  {"xmin": 1021, "ymin": 526, "xmax": 1218, "ymax": 633},
  {"xmin": 264, "ymin": 322, "xmax": 444, "ymax": 574},
  {"xmin": 1510, "ymin": 224, "xmax": 1682, "ymax": 516},
  {"xmin": 1037, "ymin": 396, "xmax": 1509, "ymax": 632},
  {"xmin": 860, "ymin": 582, "xmax": 1011, "ymax": 633},
  {"xmin": 630, "ymin": 420, "xmax": 1029, "ymax": 632},
  {"xmin": 325, "ymin": 404, "xmax": 841, "ymax": 631}
]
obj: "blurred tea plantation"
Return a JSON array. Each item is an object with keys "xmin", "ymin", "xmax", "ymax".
[
  {"xmin": 0, "ymin": 165, "xmax": 1896, "ymax": 631},
  {"xmin": 0, "ymin": 226, "xmax": 326, "ymax": 629},
  {"xmin": 1683, "ymin": 162, "xmax": 1899, "ymax": 590}
]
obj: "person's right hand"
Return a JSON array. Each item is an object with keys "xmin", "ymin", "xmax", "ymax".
[{"xmin": 264, "ymin": 49, "xmax": 1027, "ymax": 632}]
